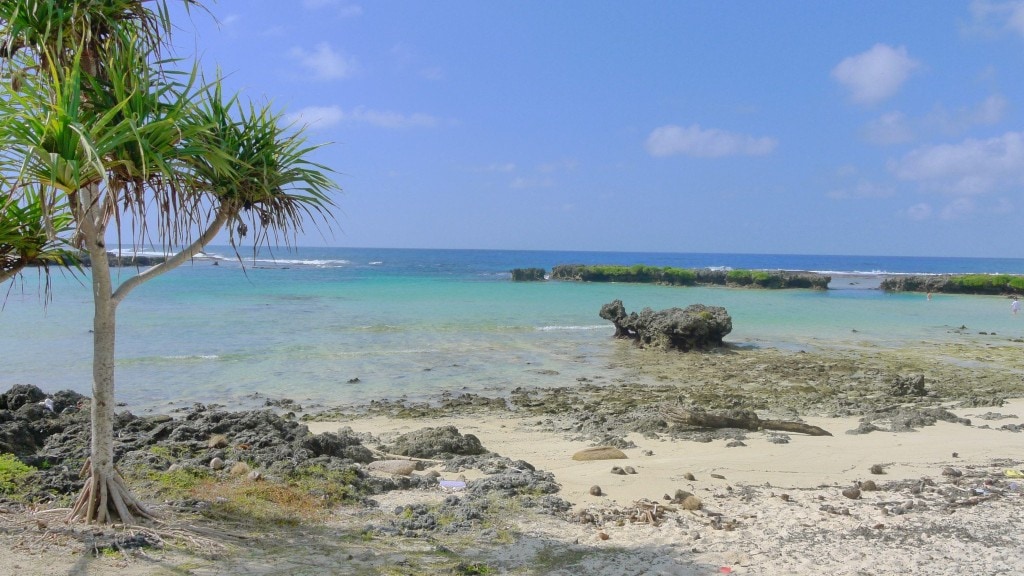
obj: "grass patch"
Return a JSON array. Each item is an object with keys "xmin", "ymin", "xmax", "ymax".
[
  {"xmin": 286, "ymin": 464, "xmax": 364, "ymax": 505},
  {"xmin": 203, "ymin": 479, "xmax": 327, "ymax": 526},
  {"xmin": 0, "ymin": 453, "xmax": 36, "ymax": 496}
]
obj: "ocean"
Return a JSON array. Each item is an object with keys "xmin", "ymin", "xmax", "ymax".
[{"xmin": 3, "ymin": 247, "xmax": 1023, "ymax": 413}]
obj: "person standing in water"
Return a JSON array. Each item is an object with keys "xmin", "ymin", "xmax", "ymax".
[{"xmin": 1013, "ymin": 297, "xmax": 1020, "ymax": 315}]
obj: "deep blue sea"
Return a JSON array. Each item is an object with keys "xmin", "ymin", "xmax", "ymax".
[{"xmin": 3, "ymin": 247, "xmax": 1024, "ymax": 413}]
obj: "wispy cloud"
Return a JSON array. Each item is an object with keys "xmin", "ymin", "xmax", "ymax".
[
  {"xmin": 863, "ymin": 95, "xmax": 1006, "ymax": 146},
  {"xmin": 510, "ymin": 176, "xmax": 554, "ymax": 189},
  {"xmin": 890, "ymin": 131, "xmax": 1024, "ymax": 195},
  {"xmin": 832, "ymin": 44, "xmax": 919, "ymax": 105},
  {"xmin": 967, "ymin": 0, "xmax": 1024, "ymax": 37},
  {"xmin": 287, "ymin": 105, "xmax": 439, "ymax": 129},
  {"xmin": 905, "ymin": 203, "xmax": 933, "ymax": 220},
  {"xmin": 289, "ymin": 43, "xmax": 357, "ymax": 80},
  {"xmin": 302, "ymin": 0, "xmax": 363, "ymax": 17},
  {"xmin": 924, "ymin": 94, "xmax": 1007, "ymax": 134},
  {"xmin": 863, "ymin": 112, "xmax": 914, "ymax": 145},
  {"xmin": 644, "ymin": 124, "xmax": 777, "ymax": 158},
  {"xmin": 827, "ymin": 181, "xmax": 896, "ymax": 200}
]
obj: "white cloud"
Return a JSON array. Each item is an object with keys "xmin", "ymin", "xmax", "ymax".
[
  {"xmin": 863, "ymin": 112, "xmax": 914, "ymax": 145},
  {"xmin": 644, "ymin": 124, "xmax": 777, "ymax": 158},
  {"xmin": 303, "ymin": 0, "xmax": 363, "ymax": 17},
  {"xmin": 968, "ymin": 1, "xmax": 1024, "ymax": 37},
  {"xmin": 940, "ymin": 197, "xmax": 976, "ymax": 219},
  {"xmin": 287, "ymin": 105, "xmax": 439, "ymax": 129},
  {"xmin": 832, "ymin": 44, "xmax": 919, "ymax": 105},
  {"xmin": 289, "ymin": 43, "xmax": 357, "ymax": 80},
  {"xmin": 890, "ymin": 131, "xmax": 1024, "ymax": 195}
]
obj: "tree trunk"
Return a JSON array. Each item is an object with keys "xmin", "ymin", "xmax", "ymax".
[{"xmin": 67, "ymin": 187, "xmax": 153, "ymax": 524}]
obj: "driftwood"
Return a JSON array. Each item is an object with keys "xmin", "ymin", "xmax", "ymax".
[{"xmin": 662, "ymin": 405, "xmax": 832, "ymax": 436}]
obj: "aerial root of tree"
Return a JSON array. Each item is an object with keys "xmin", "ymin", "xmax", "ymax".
[
  {"xmin": 67, "ymin": 459, "xmax": 156, "ymax": 525},
  {"xmin": 661, "ymin": 405, "xmax": 832, "ymax": 436}
]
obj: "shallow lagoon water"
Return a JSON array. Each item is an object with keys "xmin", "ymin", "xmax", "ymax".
[{"xmin": 3, "ymin": 247, "xmax": 1023, "ymax": 412}]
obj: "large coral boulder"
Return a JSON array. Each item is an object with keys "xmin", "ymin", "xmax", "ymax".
[{"xmin": 599, "ymin": 300, "xmax": 732, "ymax": 351}]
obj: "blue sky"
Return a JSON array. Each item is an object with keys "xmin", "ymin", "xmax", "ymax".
[{"xmin": 166, "ymin": 1, "xmax": 1024, "ymax": 257}]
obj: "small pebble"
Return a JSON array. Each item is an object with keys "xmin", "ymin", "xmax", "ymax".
[
  {"xmin": 624, "ymin": 466, "xmax": 637, "ymax": 474},
  {"xmin": 684, "ymin": 472, "xmax": 696, "ymax": 481},
  {"xmin": 589, "ymin": 485, "xmax": 602, "ymax": 496},
  {"xmin": 611, "ymin": 466, "xmax": 627, "ymax": 475},
  {"xmin": 870, "ymin": 464, "xmax": 884, "ymax": 475},
  {"xmin": 842, "ymin": 487, "xmax": 861, "ymax": 500}
]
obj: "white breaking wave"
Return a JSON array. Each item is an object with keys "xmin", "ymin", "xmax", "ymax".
[
  {"xmin": 536, "ymin": 325, "xmax": 610, "ymax": 331},
  {"xmin": 251, "ymin": 258, "xmax": 351, "ymax": 267}
]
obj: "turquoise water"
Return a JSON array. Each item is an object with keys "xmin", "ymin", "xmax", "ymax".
[{"xmin": 3, "ymin": 247, "xmax": 1023, "ymax": 412}]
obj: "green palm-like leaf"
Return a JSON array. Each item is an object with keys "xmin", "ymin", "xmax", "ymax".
[
  {"xmin": 185, "ymin": 80, "xmax": 339, "ymax": 250},
  {"xmin": 0, "ymin": 184, "xmax": 77, "ymax": 283}
]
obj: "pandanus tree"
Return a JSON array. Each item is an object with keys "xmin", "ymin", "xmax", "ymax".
[{"xmin": 0, "ymin": 1, "xmax": 339, "ymax": 523}]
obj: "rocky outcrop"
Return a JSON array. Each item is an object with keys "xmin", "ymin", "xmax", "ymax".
[
  {"xmin": 599, "ymin": 299, "xmax": 732, "ymax": 351},
  {"xmin": 510, "ymin": 268, "xmax": 546, "ymax": 281},
  {"xmin": 880, "ymin": 274, "xmax": 1024, "ymax": 295},
  {"xmin": 78, "ymin": 252, "xmax": 167, "ymax": 267},
  {"xmin": 550, "ymin": 264, "xmax": 829, "ymax": 289},
  {"xmin": 384, "ymin": 425, "xmax": 487, "ymax": 459}
]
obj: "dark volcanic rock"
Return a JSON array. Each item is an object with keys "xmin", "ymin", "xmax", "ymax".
[
  {"xmin": 302, "ymin": 428, "xmax": 374, "ymax": 463},
  {"xmin": 600, "ymin": 299, "xmax": 732, "ymax": 350},
  {"xmin": 510, "ymin": 268, "xmax": 546, "ymax": 281},
  {"xmin": 386, "ymin": 425, "xmax": 487, "ymax": 459},
  {"xmin": 0, "ymin": 384, "xmax": 46, "ymax": 411}
]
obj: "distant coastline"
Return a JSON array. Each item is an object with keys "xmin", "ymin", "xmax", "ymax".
[{"xmin": 512, "ymin": 263, "xmax": 1024, "ymax": 295}]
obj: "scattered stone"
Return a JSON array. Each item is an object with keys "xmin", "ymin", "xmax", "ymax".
[
  {"xmin": 889, "ymin": 374, "xmax": 926, "ymax": 397},
  {"xmin": 598, "ymin": 531, "xmax": 609, "ymax": 540},
  {"xmin": 870, "ymin": 464, "xmax": 885, "ymax": 475},
  {"xmin": 860, "ymin": 480, "xmax": 878, "ymax": 491},
  {"xmin": 942, "ymin": 467, "xmax": 963, "ymax": 478},
  {"xmin": 572, "ymin": 446, "xmax": 627, "ymax": 461},
  {"xmin": 611, "ymin": 466, "xmax": 627, "ymax": 475},
  {"xmin": 726, "ymin": 440, "xmax": 746, "ymax": 447},
  {"xmin": 842, "ymin": 487, "xmax": 861, "ymax": 500},
  {"xmin": 208, "ymin": 434, "xmax": 229, "ymax": 449},
  {"xmin": 368, "ymin": 460, "xmax": 419, "ymax": 476},
  {"xmin": 624, "ymin": 466, "xmax": 637, "ymax": 474},
  {"xmin": 684, "ymin": 472, "xmax": 696, "ymax": 481},
  {"xmin": 671, "ymin": 487, "xmax": 696, "ymax": 502},
  {"xmin": 589, "ymin": 485, "xmax": 602, "ymax": 496},
  {"xmin": 711, "ymin": 473, "xmax": 726, "ymax": 480},
  {"xmin": 209, "ymin": 457, "xmax": 224, "ymax": 470},
  {"xmin": 681, "ymin": 495, "xmax": 703, "ymax": 510},
  {"xmin": 386, "ymin": 426, "xmax": 486, "ymax": 459}
]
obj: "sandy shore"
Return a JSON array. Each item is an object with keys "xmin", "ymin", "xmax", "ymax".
[
  {"xmin": 309, "ymin": 399, "xmax": 1024, "ymax": 508},
  {"xmin": 3, "ymin": 338, "xmax": 1024, "ymax": 575},
  {"xmin": 296, "ymin": 400, "xmax": 1024, "ymax": 576}
]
